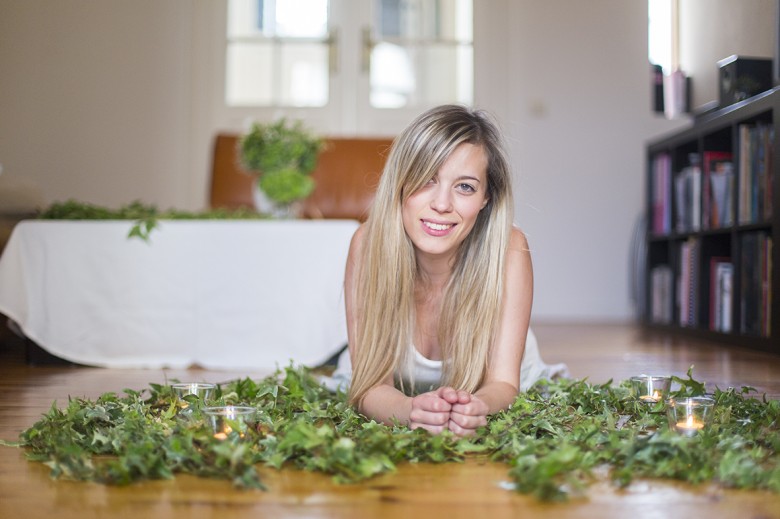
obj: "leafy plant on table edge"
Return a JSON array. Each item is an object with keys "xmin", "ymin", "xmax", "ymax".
[
  {"xmin": 239, "ymin": 118, "xmax": 324, "ymax": 207},
  {"xmin": 37, "ymin": 199, "xmax": 268, "ymax": 242},
  {"xmin": 2, "ymin": 365, "xmax": 779, "ymax": 502}
]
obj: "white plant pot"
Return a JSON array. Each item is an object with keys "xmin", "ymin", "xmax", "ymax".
[{"xmin": 252, "ymin": 183, "xmax": 301, "ymax": 219}]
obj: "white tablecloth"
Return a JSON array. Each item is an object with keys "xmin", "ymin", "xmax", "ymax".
[{"xmin": 0, "ymin": 219, "xmax": 359, "ymax": 369}]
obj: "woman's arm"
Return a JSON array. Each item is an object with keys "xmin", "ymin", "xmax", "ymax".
[
  {"xmin": 449, "ymin": 228, "xmax": 533, "ymax": 434},
  {"xmin": 344, "ymin": 225, "xmax": 462, "ymax": 431},
  {"xmin": 361, "ymin": 384, "xmax": 470, "ymax": 434}
]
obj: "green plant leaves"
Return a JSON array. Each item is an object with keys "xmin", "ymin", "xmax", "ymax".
[
  {"xmin": 258, "ymin": 168, "xmax": 315, "ymax": 204},
  {"xmin": 240, "ymin": 119, "xmax": 324, "ymax": 176},
  {"xmin": 9, "ymin": 365, "xmax": 780, "ymax": 502},
  {"xmin": 38, "ymin": 200, "xmax": 268, "ymax": 241},
  {"xmin": 239, "ymin": 119, "xmax": 324, "ymax": 204}
]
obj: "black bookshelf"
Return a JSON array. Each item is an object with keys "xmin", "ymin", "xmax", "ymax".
[{"xmin": 645, "ymin": 87, "xmax": 780, "ymax": 353}]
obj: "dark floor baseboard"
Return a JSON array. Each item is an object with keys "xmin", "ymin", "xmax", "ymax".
[
  {"xmin": 24, "ymin": 339, "xmax": 77, "ymax": 366},
  {"xmin": 1, "ymin": 317, "xmax": 77, "ymax": 366}
]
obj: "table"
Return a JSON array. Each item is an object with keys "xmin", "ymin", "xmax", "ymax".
[{"xmin": 0, "ymin": 219, "xmax": 359, "ymax": 369}]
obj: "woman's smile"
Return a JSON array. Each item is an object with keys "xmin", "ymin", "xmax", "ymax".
[{"xmin": 421, "ymin": 219, "xmax": 456, "ymax": 235}]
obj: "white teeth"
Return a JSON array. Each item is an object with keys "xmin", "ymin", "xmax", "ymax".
[{"xmin": 424, "ymin": 221, "xmax": 452, "ymax": 231}]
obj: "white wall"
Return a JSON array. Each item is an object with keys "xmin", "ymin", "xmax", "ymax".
[
  {"xmin": 0, "ymin": 0, "xmax": 768, "ymax": 322},
  {"xmin": 679, "ymin": 0, "xmax": 775, "ymax": 111},
  {"xmin": 476, "ymin": 0, "xmax": 686, "ymax": 321},
  {"xmin": 0, "ymin": 0, "xmax": 195, "ymax": 209}
]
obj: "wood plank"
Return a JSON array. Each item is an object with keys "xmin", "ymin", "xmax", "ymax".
[{"xmin": 1, "ymin": 323, "xmax": 779, "ymax": 518}]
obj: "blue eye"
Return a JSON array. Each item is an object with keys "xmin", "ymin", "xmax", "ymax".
[{"xmin": 458, "ymin": 183, "xmax": 476, "ymax": 193}]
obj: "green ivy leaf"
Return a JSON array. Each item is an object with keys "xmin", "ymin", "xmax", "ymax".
[{"xmin": 7, "ymin": 366, "xmax": 780, "ymax": 502}]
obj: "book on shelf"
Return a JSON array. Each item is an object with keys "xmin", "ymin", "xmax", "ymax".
[
  {"xmin": 702, "ymin": 151, "xmax": 734, "ymax": 229},
  {"xmin": 710, "ymin": 162, "xmax": 735, "ymax": 229},
  {"xmin": 650, "ymin": 264, "xmax": 673, "ymax": 324},
  {"xmin": 651, "ymin": 153, "xmax": 671, "ymax": 234},
  {"xmin": 678, "ymin": 237, "xmax": 700, "ymax": 327},
  {"xmin": 738, "ymin": 123, "xmax": 774, "ymax": 225},
  {"xmin": 708, "ymin": 256, "xmax": 733, "ymax": 333},
  {"xmin": 674, "ymin": 155, "xmax": 701, "ymax": 233},
  {"xmin": 740, "ymin": 231, "xmax": 773, "ymax": 337}
]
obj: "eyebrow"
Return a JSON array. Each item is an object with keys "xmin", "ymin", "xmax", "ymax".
[{"xmin": 457, "ymin": 175, "xmax": 482, "ymax": 183}]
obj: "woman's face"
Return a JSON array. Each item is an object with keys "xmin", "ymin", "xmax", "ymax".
[{"xmin": 402, "ymin": 142, "xmax": 489, "ymax": 263}]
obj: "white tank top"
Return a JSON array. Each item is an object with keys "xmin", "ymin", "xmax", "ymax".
[
  {"xmin": 325, "ymin": 328, "xmax": 569, "ymax": 394},
  {"xmin": 397, "ymin": 347, "xmax": 444, "ymax": 394}
]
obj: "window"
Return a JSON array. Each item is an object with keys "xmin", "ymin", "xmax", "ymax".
[
  {"xmin": 222, "ymin": 0, "xmax": 473, "ymax": 131},
  {"xmin": 648, "ymin": 0, "xmax": 675, "ymax": 73},
  {"xmin": 226, "ymin": 0, "xmax": 331, "ymax": 107},
  {"xmin": 369, "ymin": 0, "xmax": 473, "ymax": 108}
]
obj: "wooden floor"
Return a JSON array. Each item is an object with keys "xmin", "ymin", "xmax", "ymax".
[{"xmin": 1, "ymin": 322, "xmax": 779, "ymax": 519}]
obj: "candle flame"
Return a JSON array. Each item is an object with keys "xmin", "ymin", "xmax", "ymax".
[
  {"xmin": 640, "ymin": 390, "xmax": 662, "ymax": 403},
  {"xmin": 676, "ymin": 414, "xmax": 704, "ymax": 432},
  {"xmin": 214, "ymin": 425, "xmax": 233, "ymax": 440}
]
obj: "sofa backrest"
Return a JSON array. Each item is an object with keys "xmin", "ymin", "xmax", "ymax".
[{"xmin": 209, "ymin": 134, "xmax": 394, "ymax": 222}]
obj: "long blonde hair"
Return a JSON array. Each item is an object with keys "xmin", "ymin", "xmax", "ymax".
[{"xmin": 348, "ymin": 105, "xmax": 514, "ymax": 407}]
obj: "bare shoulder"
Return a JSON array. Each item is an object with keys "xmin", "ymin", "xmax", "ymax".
[
  {"xmin": 353, "ymin": 222, "xmax": 368, "ymax": 243},
  {"xmin": 348, "ymin": 223, "xmax": 368, "ymax": 256},
  {"xmin": 505, "ymin": 227, "xmax": 533, "ymax": 281},
  {"xmin": 505, "ymin": 227, "xmax": 534, "ymax": 301},
  {"xmin": 507, "ymin": 227, "xmax": 531, "ymax": 255},
  {"xmin": 345, "ymin": 223, "xmax": 368, "ymax": 284}
]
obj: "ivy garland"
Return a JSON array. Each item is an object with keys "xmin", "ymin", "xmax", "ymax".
[
  {"xmin": 37, "ymin": 200, "xmax": 268, "ymax": 241},
  {"xmin": 4, "ymin": 366, "xmax": 780, "ymax": 502}
]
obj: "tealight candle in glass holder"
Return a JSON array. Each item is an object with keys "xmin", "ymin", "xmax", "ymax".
[
  {"xmin": 666, "ymin": 396, "xmax": 715, "ymax": 437},
  {"xmin": 204, "ymin": 406, "xmax": 257, "ymax": 440},
  {"xmin": 172, "ymin": 383, "xmax": 216, "ymax": 411},
  {"xmin": 630, "ymin": 375, "xmax": 671, "ymax": 404}
]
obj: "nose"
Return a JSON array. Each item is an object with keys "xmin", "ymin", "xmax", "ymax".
[{"xmin": 431, "ymin": 185, "xmax": 453, "ymax": 213}]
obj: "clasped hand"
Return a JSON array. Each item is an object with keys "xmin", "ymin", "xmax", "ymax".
[{"xmin": 408, "ymin": 386, "xmax": 488, "ymax": 436}]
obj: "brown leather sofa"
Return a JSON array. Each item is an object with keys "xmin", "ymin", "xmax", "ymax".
[{"xmin": 209, "ymin": 134, "xmax": 394, "ymax": 222}]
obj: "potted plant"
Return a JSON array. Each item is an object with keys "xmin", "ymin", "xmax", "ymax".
[{"xmin": 239, "ymin": 118, "xmax": 325, "ymax": 217}]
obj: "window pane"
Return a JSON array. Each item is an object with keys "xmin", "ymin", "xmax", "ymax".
[
  {"xmin": 279, "ymin": 43, "xmax": 329, "ymax": 107},
  {"xmin": 370, "ymin": 42, "xmax": 471, "ymax": 108},
  {"xmin": 648, "ymin": 0, "xmax": 673, "ymax": 73},
  {"xmin": 371, "ymin": 0, "xmax": 473, "ymax": 108},
  {"xmin": 226, "ymin": 43, "xmax": 274, "ymax": 106},
  {"xmin": 227, "ymin": 0, "xmax": 264, "ymax": 38},
  {"xmin": 226, "ymin": 0, "xmax": 330, "ymax": 107},
  {"xmin": 370, "ymin": 43, "xmax": 416, "ymax": 108},
  {"xmin": 229, "ymin": 0, "xmax": 329, "ymax": 38},
  {"xmin": 375, "ymin": 0, "xmax": 471, "ymax": 40},
  {"xmin": 276, "ymin": 0, "xmax": 328, "ymax": 37}
]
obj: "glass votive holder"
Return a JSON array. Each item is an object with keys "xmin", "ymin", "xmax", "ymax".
[
  {"xmin": 666, "ymin": 396, "xmax": 715, "ymax": 437},
  {"xmin": 172, "ymin": 383, "xmax": 216, "ymax": 410},
  {"xmin": 204, "ymin": 406, "xmax": 257, "ymax": 440},
  {"xmin": 630, "ymin": 375, "xmax": 672, "ymax": 404}
]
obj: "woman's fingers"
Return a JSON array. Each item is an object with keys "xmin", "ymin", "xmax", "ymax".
[
  {"xmin": 437, "ymin": 386, "xmax": 472, "ymax": 405},
  {"xmin": 446, "ymin": 419, "xmax": 473, "ymax": 436},
  {"xmin": 410, "ymin": 422, "xmax": 448, "ymax": 435},
  {"xmin": 448, "ymin": 410, "xmax": 487, "ymax": 430},
  {"xmin": 413, "ymin": 392, "xmax": 452, "ymax": 412},
  {"xmin": 409, "ymin": 392, "xmax": 452, "ymax": 430},
  {"xmin": 409, "ymin": 408, "xmax": 450, "ymax": 426},
  {"xmin": 451, "ymin": 395, "xmax": 489, "ymax": 417},
  {"xmin": 449, "ymin": 394, "xmax": 489, "ymax": 435},
  {"xmin": 409, "ymin": 390, "xmax": 488, "ymax": 436}
]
